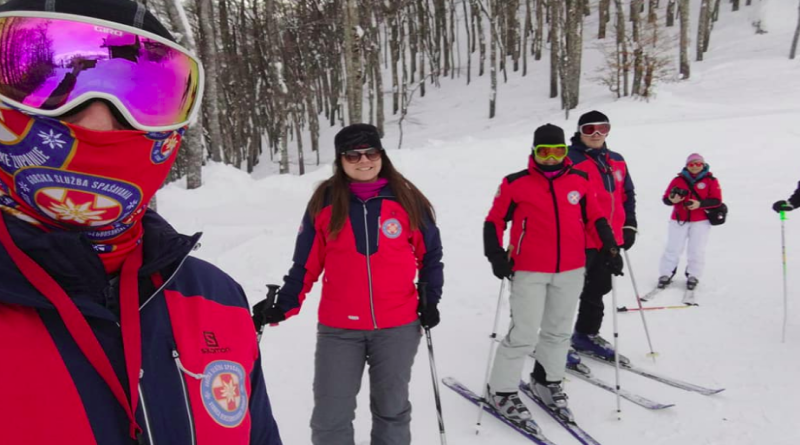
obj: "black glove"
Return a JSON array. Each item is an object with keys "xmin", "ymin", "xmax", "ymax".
[
  {"xmin": 418, "ymin": 300, "xmax": 440, "ymax": 329},
  {"xmin": 601, "ymin": 245, "xmax": 624, "ymax": 276},
  {"xmin": 773, "ymin": 200, "xmax": 794, "ymax": 213},
  {"xmin": 488, "ymin": 254, "xmax": 513, "ymax": 280},
  {"xmin": 252, "ymin": 301, "xmax": 286, "ymax": 328},
  {"xmin": 622, "ymin": 227, "xmax": 637, "ymax": 250}
]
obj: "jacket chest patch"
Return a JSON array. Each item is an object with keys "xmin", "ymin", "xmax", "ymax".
[
  {"xmin": 381, "ymin": 218, "xmax": 403, "ymax": 239},
  {"xmin": 567, "ymin": 191, "xmax": 581, "ymax": 205},
  {"xmin": 614, "ymin": 169, "xmax": 624, "ymax": 182},
  {"xmin": 697, "ymin": 182, "xmax": 706, "ymax": 190},
  {"xmin": 200, "ymin": 360, "xmax": 248, "ymax": 428}
]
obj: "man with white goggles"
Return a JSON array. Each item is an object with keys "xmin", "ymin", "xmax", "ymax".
[{"xmin": 0, "ymin": 11, "xmax": 204, "ymax": 132}]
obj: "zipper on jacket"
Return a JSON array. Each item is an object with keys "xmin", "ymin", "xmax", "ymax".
[
  {"xmin": 548, "ymin": 180, "xmax": 562, "ymax": 273},
  {"xmin": 516, "ymin": 218, "xmax": 527, "ymax": 256},
  {"xmin": 362, "ymin": 202, "xmax": 378, "ymax": 329},
  {"xmin": 140, "ymin": 240, "xmax": 199, "ymax": 310},
  {"xmin": 597, "ymin": 155, "xmax": 617, "ymax": 226},
  {"xmin": 171, "ymin": 350, "xmax": 198, "ymax": 445},
  {"xmin": 138, "ymin": 372, "xmax": 155, "ymax": 445}
]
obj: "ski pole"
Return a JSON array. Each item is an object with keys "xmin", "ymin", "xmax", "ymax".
[
  {"xmin": 254, "ymin": 284, "xmax": 280, "ymax": 344},
  {"xmin": 617, "ymin": 305, "xmax": 693, "ymax": 313},
  {"xmin": 623, "ymin": 249, "xmax": 658, "ymax": 362},
  {"xmin": 781, "ymin": 211, "xmax": 789, "ymax": 343},
  {"xmin": 476, "ymin": 278, "xmax": 507, "ymax": 435},
  {"xmin": 418, "ymin": 283, "xmax": 447, "ymax": 445},
  {"xmin": 610, "ymin": 275, "xmax": 622, "ymax": 419}
]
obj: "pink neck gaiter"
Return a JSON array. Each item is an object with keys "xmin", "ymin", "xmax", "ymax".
[{"xmin": 349, "ymin": 178, "xmax": 388, "ymax": 201}]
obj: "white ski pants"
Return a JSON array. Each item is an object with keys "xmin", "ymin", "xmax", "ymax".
[
  {"xmin": 489, "ymin": 268, "xmax": 585, "ymax": 393},
  {"xmin": 659, "ymin": 219, "xmax": 712, "ymax": 279}
]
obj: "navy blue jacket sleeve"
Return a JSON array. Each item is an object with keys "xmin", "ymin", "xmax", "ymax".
[
  {"xmin": 277, "ymin": 210, "xmax": 325, "ymax": 317},
  {"xmin": 623, "ymin": 167, "xmax": 637, "ymax": 225},
  {"xmin": 789, "ymin": 181, "xmax": 800, "ymax": 208},
  {"xmin": 414, "ymin": 214, "xmax": 444, "ymax": 305},
  {"xmin": 249, "ymin": 354, "xmax": 282, "ymax": 445}
]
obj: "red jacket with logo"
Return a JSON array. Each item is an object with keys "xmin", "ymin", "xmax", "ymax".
[
  {"xmin": 277, "ymin": 186, "xmax": 444, "ymax": 330},
  {"xmin": 663, "ymin": 169, "xmax": 723, "ymax": 223},
  {"xmin": 568, "ymin": 137, "xmax": 636, "ymax": 249},
  {"xmin": 484, "ymin": 157, "xmax": 610, "ymax": 274}
]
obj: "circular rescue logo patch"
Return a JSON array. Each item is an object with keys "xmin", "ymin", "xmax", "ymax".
[
  {"xmin": 614, "ymin": 170, "xmax": 624, "ymax": 182},
  {"xmin": 567, "ymin": 191, "xmax": 581, "ymax": 205},
  {"xmin": 201, "ymin": 360, "xmax": 248, "ymax": 428},
  {"xmin": 0, "ymin": 116, "xmax": 75, "ymax": 176},
  {"xmin": 146, "ymin": 129, "xmax": 183, "ymax": 164},
  {"xmin": 697, "ymin": 182, "xmax": 706, "ymax": 190},
  {"xmin": 381, "ymin": 218, "xmax": 403, "ymax": 239},
  {"xmin": 14, "ymin": 168, "xmax": 142, "ymax": 228}
]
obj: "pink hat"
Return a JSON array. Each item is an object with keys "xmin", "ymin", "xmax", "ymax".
[{"xmin": 686, "ymin": 153, "xmax": 704, "ymax": 165}]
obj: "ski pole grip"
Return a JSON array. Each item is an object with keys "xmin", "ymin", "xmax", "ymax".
[
  {"xmin": 265, "ymin": 284, "xmax": 280, "ymax": 308},
  {"xmin": 418, "ymin": 282, "xmax": 429, "ymax": 310},
  {"xmin": 781, "ymin": 210, "xmax": 787, "ymax": 221}
]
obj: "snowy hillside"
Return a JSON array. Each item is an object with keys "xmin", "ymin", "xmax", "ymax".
[{"xmin": 158, "ymin": 1, "xmax": 800, "ymax": 444}]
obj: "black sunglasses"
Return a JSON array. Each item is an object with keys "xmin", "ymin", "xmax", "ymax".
[{"xmin": 342, "ymin": 148, "xmax": 383, "ymax": 164}]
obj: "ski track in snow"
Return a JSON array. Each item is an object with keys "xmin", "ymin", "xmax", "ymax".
[{"xmin": 159, "ymin": 1, "xmax": 800, "ymax": 444}]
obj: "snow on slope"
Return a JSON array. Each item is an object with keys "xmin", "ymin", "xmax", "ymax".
[{"xmin": 158, "ymin": 1, "xmax": 800, "ymax": 444}]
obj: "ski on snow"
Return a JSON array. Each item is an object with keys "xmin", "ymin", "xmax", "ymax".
[
  {"xmin": 442, "ymin": 377, "xmax": 558, "ymax": 445},
  {"xmin": 577, "ymin": 352, "xmax": 725, "ymax": 396},
  {"xmin": 564, "ymin": 366, "xmax": 675, "ymax": 410},
  {"xmin": 518, "ymin": 382, "xmax": 602, "ymax": 445}
]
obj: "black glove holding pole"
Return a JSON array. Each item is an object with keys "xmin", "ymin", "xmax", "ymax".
[
  {"xmin": 252, "ymin": 285, "xmax": 285, "ymax": 331},
  {"xmin": 595, "ymin": 218, "xmax": 624, "ymax": 276},
  {"xmin": 417, "ymin": 282, "xmax": 440, "ymax": 329}
]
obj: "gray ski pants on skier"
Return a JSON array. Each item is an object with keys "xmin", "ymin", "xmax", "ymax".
[
  {"xmin": 311, "ymin": 321, "xmax": 422, "ymax": 445},
  {"xmin": 489, "ymin": 268, "xmax": 585, "ymax": 393}
]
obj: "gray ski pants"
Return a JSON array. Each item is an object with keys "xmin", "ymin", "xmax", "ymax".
[
  {"xmin": 311, "ymin": 321, "xmax": 422, "ymax": 445},
  {"xmin": 489, "ymin": 268, "xmax": 585, "ymax": 393}
]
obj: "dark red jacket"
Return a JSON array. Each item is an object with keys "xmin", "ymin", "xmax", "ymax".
[
  {"xmin": 663, "ymin": 168, "xmax": 723, "ymax": 223},
  {"xmin": 484, "ymin": 157, "xmax": 610, "ymax": 274},
  {"xmin": 568, "ymin": 137, "xmax": 636, "ymax": 249},
  {"xmin": 277, "ymin": 186, "xmax": 444, "ymax": 330}
]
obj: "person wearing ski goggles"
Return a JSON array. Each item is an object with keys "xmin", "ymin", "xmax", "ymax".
[
  {"xmin": 0, "ymin": 1, "xmax": 281, "ymax": 444},
  {"xmin": 566, "ymin": 110, "xmax": 637, "ymax": 363},
  {"xmin": 483, "ymin": 123, "xmax": 620, "ymax": 423}
]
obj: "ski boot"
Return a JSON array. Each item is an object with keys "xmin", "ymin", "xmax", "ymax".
[
  {"xmin": 572, "ymin": 332, "xmax": 630, "ymax": 365},
  {"xmin": 686, "ymin": 276, "xmax": 699, "ymax": 291},
  {"xmin": 532, "ymin": 381, "xmax": 575, "ymax": 424},
  {"xmin": 566, "ymin": 348, "xmax": 592, "ymax": 376},
  {"xmin": 657, "ymin": 275, "xmax": 672, "ymax": 289},
  {"xmin": 488, "ymin": 388, "xmax": 532, "ymax": 422}
]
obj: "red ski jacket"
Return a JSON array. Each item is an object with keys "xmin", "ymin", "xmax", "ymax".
[
  {"xmin": 663, "ymin": 169, "xmax": 723, "ymax": 223},
  {"xmin": 277, "ymin": 186, "xmax": 444, "ymax": 330},
  {"xmin": 484, "ymin": 157, "xmax": 611, "ymax": 274},
  {"xmin": 568, "ymin": 138, "xmax": 636, "ymax": 249}
]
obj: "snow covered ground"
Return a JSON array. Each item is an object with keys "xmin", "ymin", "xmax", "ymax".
[{"xmin": 158, "ymin": 1, "xmax": 800, "ymax": 444}]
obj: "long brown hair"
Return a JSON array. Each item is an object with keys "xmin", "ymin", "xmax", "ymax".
[{"xmin": 307, "ymin": 150, "xmax": 435, "ymax": 238}]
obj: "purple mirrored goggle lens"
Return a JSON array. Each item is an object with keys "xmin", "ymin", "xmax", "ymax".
[{"xmin": 0, "ymin": 15, "xmax": 202, "ymax": 131}]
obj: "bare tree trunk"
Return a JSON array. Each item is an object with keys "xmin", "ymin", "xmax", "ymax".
[
  {"xmin": 631, "ymin": 0, "xmax": 643, "ymax": 95},
  {"xmin": 472, "ymin": 0, "xmax": 486, "ymax": 75},
  {"xmin": 679, "ymin": 0, "xmax": 690, "ymax": 77},
  {"xmin": 614, "ymin": 0, "xmax": 630, "ymax": 96},
  {"xmin": 295, "ymin": 113, "xmax": 305, "ymax": 176},
  {"xmin": 462, "ymin": 0, "xmax": 472, "ymax": 83},
  {"xmin": 711, "ymin": 0, "xmax": 721, "ymax": 22},
  {"xmin": 416, "ymin": 0, "xmax": 427, "ymax": 96},
  {"xmin": 666, "ymin": 0, "xmax": 676, "ymax": 26},
  {"xmin": 343, "ymin": 0, "xmax": 363, "ymax": 124},
  {"xmin": 489, "ymin": 0, "xmax": 498, "ymax": 118},
  {"xmin": 563, "ymin": 0, "xmax": 583, "ymax": 110},
  {"xmin": 549, "ymin": 0, "xmax": 560, "ymax": 99},
  {"xmin": 791, "ymin": 0, "xmax": 800, "ymax": 59},
  {"xmin": 648, "ymin": 0, "xmax": 658, "ymax": 22},
  {"xmin": 388, "ymin": 6, "xmax": 400, "ymax": 114},
  {"xmin": 372, "ymin": 27, "xmax": 385, "ymax": 135},
  {"xmin": 732, "ymin": 0, "xmax": 740, "ymax": 12},
  {"xmin": 599, "ymin": 0, "xmax": 610, "ymax": 38},
  {"xmin": 197, "ymin": 0, "xmax": 224, "ymax": 163},
  {"xmin": 523, "ymin": 0, "xmax": 532, "ymax": 75},
  {"xmin": 534, "ymin": 0, "xmax": 543, "ymax": 60},
  {"xmin": 697, "ymin": 0, "xmax": 710, "ymax": 61},
  {"xmin": 506, "ymin": 0, "xmax": 521, "ymax": 72}
]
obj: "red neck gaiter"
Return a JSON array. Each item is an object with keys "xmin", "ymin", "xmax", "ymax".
[{"xmin": 0, "ymin": 105, "xmax": 182, "ymax": 273}]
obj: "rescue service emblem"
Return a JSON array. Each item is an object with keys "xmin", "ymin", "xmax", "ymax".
[
  {"xmin": 381, "ymin": 218, "xmax": 403, "ymax": 239},
  {"xmin": 0, "ymin": 115, "xmax": 75, "ymax": 176},
  {"xmin": 14, "ymin": 168, "xmax": 142, "ymax": 228},
  {"xmin": 147, "ymin": 129, "xmax": 183, "ymax": 164},
  {"xmin": 697, "ymin": 182, "xmax": 706, "ymax": 190},
  {"xmin": 201, "ymin": 360, "xmax": 248, "ymax": 428},
  {"xmin": 614, "ymin": 170, "xmax": 624, "ymax": 182},
  {"xmin": 567, "ymin": 191, "xmax": 581, "ymax": 205}
]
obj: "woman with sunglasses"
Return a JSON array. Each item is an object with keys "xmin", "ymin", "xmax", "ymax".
[
  {"xmin": 483, "ymin": 124, "xmax": 620, "ymax": 423},
  {"xmin": 262, "ymin": 124, "xmax": 443, "ymax": 445},
  {"xmin": 0, "ymin": 1, "xmax": 281, "ymax": 444},
  {"xmin": 656, "ymin": 153, "xmax": 723, "ymax": 297},
  {"xmin": 567, "ymin": 110, "xmax": 636, "ymax": 363}
]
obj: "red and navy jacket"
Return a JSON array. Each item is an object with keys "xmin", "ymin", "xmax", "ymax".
[
  {"xmin": 0, "ymin": 211, "xmax": 281, "ymax": 445},
  {"xmin": 662, "ymin": 167, "xmax": 723, "ymax": 223},
  {"xmin": 277, "ymin": 185, "xmax": 444, "ymax": 330},
  {"xmin": 484, "ymin": 157, "xmax": 614, "ymax": 274},
  {"xmin": 568, "ymin": 136, "xmax": 636, "ymax": 249}
]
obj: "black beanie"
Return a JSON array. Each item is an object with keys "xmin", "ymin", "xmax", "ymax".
[
  {"xmin": 0, "ymin": 0, "xmax": 176, "ymax": 42},
  {"xmin": 532, "ymin": 124, "xmax": 566, "ymax": 147},
  {"xmin": 578, "ymin": 110, "xmax": 610, "ymax": 126},
  {"xmin": 334, "ymin": 124, "xmax": 384, "ymax": 155}
]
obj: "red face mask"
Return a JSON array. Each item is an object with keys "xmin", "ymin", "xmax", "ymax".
[{"xmin": 0, "ymin": 105, "xmax": 182, "ymax": 272}]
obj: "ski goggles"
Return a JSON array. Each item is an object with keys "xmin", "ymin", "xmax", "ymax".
[
  {"xmin": 579, "ymin": 122, "xmax": 611, "ymax": 136},
  {"xmin": 533, "ymin": 144, "xmax": 568, "ymax": 161},
  {"xmin": 687, "ymin": 161, "xmax": 704, "ymax": 168},
  {"xmin": 342, "ymin": 148, "xmax": 383, "ymax": 164},
  {"xmin": 0, "ymin": 12, "xmax": 204, "ymax": 132}
]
